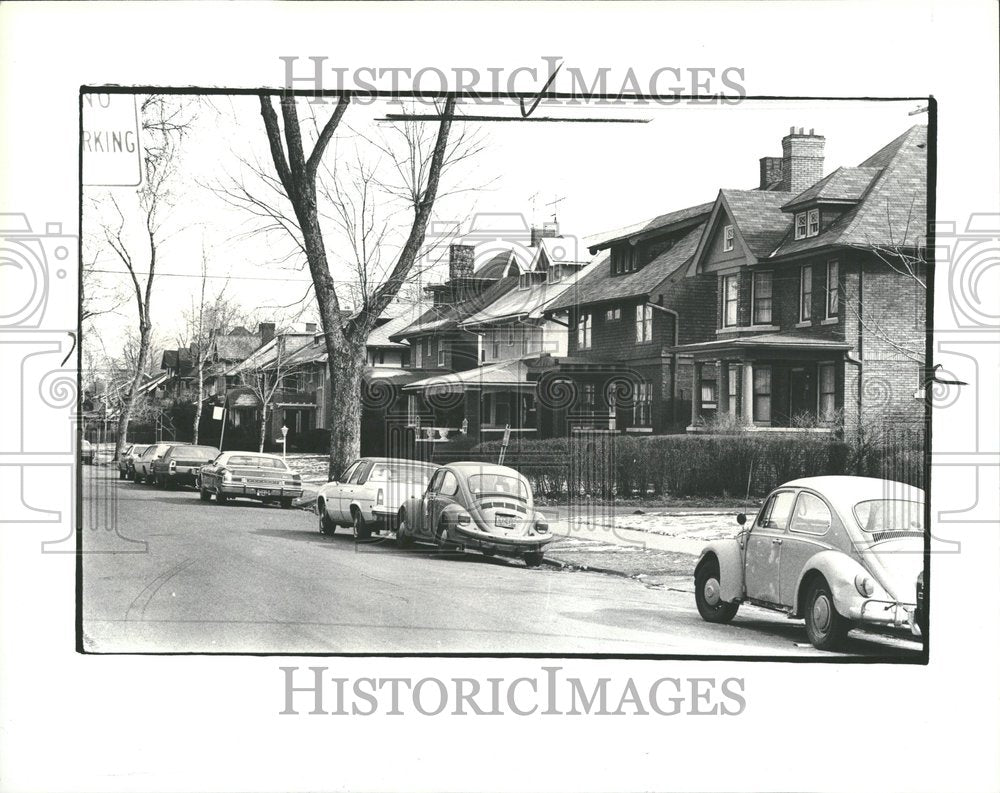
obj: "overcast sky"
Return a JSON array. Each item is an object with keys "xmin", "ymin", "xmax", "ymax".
[{"xmin": 83, "ymin": 95, "xmax": 923, "ymax": 360}]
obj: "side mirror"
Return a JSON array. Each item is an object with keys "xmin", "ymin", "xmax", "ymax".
[{"xmin": 736, "ymin": 513, "xmax": 747, "ymax": 525}]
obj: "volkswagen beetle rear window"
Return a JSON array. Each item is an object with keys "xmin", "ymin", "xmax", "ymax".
[{"xmin": 853, "ymin": 500, "xmax": 924, "ymax": 534}]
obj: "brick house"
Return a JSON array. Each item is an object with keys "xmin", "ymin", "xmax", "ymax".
[{"xmin": 542, "ymin": 124, "xmax": 927, "ymax": 439}]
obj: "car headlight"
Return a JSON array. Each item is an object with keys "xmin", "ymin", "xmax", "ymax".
[{"xmin": 855, "ymin": 574, "xmax": 875, "ymax": 598}]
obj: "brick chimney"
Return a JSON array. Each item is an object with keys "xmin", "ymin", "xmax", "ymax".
[
  {"xmin": 530, "ymin": 221, "xmax": 560, "ymax": 248},
  {"xmin": 449, "ymin": 244, "xmax": 475, "ymax": 280},
  {"xmin": 258, "ymin": 322, "xmax": 275, "ymax": 346},
  {"xmin": 759, "ymin": 156, "xmax": 783, "ymax": 189},
  {"xmin": 779, "ymin": 126, "xmax": 825, "ymax": 194}
]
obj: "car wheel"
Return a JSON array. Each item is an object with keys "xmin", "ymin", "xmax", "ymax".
[
  {"xmin": 804, "ymin": 577, "xmax": 849, "ymax": 651},
  {"xmin": 396, "ymin": 510, "xmax": 413, "ymax": 547},
  {"xmin": 481, "ymin": 548, "xmax": 496, "ymax": 557},
  {"xmin": 216, "ymin": 492, "xmax": 228, "ymax": 504},
  {"xmin": 352, "ymin": 509, "xmax": 372, "ymax": 540},
  {"xmin": 317, "ymin": 499, "xmax": 336, "ymax": 535},
  {"xmin": 199, "ymin": 484, "xmax": 212, "ymax": 502},
  {"xmin": 523, "ymin": 552, "xmax": 543, "ymax": 568},
  {"xmin": 118, "ymin": 469, "xmax": 126, "ymax": 480},
  {"xmin": 694, "ymin": 557, "xmax": 740, "ymax": 624}
]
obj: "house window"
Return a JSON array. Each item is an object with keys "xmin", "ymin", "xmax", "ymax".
[
  {"xmin": 800, "ymin": 264, "xmax": 813, "ymax": 322},
  {"xmin": 753, "ymin": 366, "xmax": 772, "ymax": 424},
  {"xmin": 795, "ymin": 209, "xmax": 820, "ymax": 240},
  {"xmin": 407, "ymin": 395, "xmax": 419, "ymax": 427},
  {"xmin": 634, "ymin": 382, "xmax": 653, "ymax": 427},
  {"xmin": 437, "ymin": 341, "xmax": 446, "ymax": 367},
  {"xmin": 414, "ymin": 340, "xmax": 422, "ymax": 368},
  {"xmin": 826, "ymin": 260, "xmax": 839, "ymax": 317},
  {"xmin": 550, "ymin": 264, "xmax": 562, "ymax": 283},
  {"xmin": 700, "ymin": 379, "xmax": 717, "ymax": 408},
  {"xmin": 808, "ymin": 208, "xmax": 820, "ymax": 236},
  {"xmin": 580, "ymin": 383, "xmax": 595, "ymax": 411},
  {"xmin": 491, "ymin": 329, "xmax": 500, "ymax": 359},
  {"xmin": 635, "ymin": 304, "xmax": 653, "ymax": 343},
  {"xmin": 723, "ymin": 224, "xmax": 735, "ymax": 252},
  {"xmin": 795, "ymin": 212, "xmax": 808, "ymax": 240},
  {"xmin": 752, "ymin": 271, "xmax": 773, "ymax": 325},
  {"xmin": 727, "ymin": 364, "xmax": 739, "ymax": 414},
  {"xmin": 819, "ymin": 363, "xmax": 836, "ymax": 423},
  {"xmin": 723, "ymin": 274, "xmax": 739, "ymax": 327},
  {"xmin": 506, "ymin": 325, "xmax": 515, "ymax": 346},
  {"xmin": 605, "ymin": 307, "xmax": 621, "ymax": 322},
  {"xmin": 577, "ymin": 312, "xmax": 592, "ymax": 349}
]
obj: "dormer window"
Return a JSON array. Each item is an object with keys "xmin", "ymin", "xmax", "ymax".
[
  {"xmin": 550, "ymin": 264, "xmax": 562, "ymax": 283},
  {"xmin": 518, "ymin": 273, "xmax": 531, "ymax": 290},
  {"xmin": 723, "ymin": 224, "xmax": 735, "ymax": 252},
  {"xmin": 795, "ymin": 209, "xmax": 820, "ymax": 240}
]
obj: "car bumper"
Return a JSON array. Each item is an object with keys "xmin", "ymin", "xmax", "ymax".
[
  {"xmin": 218, "ymin": 483, "xmax": 303, "ymax": 500},
  {"xmin": 852, "ymin": 599, "xmax": 921, "ymax": 636},
  {"xmin": 166, "ymin": 470, "xmax": 200, "ymax": 485},
  {"xmin": 370, "ymin": 506, "xmax": 397, "ymax": 526},
  {"xmin": 453, "ymin": 524, "xmax": 553, "ymax": 554}
]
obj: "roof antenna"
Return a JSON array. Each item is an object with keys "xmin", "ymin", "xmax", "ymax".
[{"xmin": 908, "ymin": 105, "xmax": 929, "ymax": 116}]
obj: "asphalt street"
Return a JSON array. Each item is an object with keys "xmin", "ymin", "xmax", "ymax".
[{"xmin": 81, "ymin": 468, "xmax": 920, "ymax": 658}]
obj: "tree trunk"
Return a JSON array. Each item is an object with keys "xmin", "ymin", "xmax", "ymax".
[
  {"xmin": 193, "ymin": 356, "xmax": 203, "ymax": 444},
  {"xmin": 326, "ymin": 340, "xmax": 366, "ymax": 479},
  {"xmin": 113, "ymin": 320, "xmax": 151, "ymax": 461},
  {"xmin": 259, "ymin": 404, "xmax": 268, "ymax": 453}
]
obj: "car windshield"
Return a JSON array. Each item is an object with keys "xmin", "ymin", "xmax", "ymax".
[
  {"xmin": 853, "ymin": 499, "xmax": 924, "ymax": 534},
  {"xmin": 227, "ymin": 455, "xmax": 289, "ymax": 470},
  {"xmin": 468, "ymin": 473, "xmax": 529, "ymax": 500},
  {"xmin": 175, "ymin": 446, "xmax": 218, "ymax": 459},
  {"xmin": 369, "ymin": 464, "xmax": 433, "ymax": 487}
]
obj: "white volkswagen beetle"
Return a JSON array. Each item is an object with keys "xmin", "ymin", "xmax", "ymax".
[{"xmin": 694, "ymin": 476, "xmax": 926, "ymax": 651}]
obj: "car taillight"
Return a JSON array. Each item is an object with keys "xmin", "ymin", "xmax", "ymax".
[
  {"xmin": 169, "ymin": 460, "xmax": 176, "ymax": 470},
  {"xmin": 456, "ymin": 513, "xmax": 471, "ymax": 525},
  {"xmin": 855, "ymin": 574, "xmax": 874, "ymax": 598},
  {"xmin": 221, "ymin": 468, "xmax": 232, "ymax": 483},
  {"xmin": 376, "ymin": 488, "xmax": 384, "ymax": 505},
  {"xmin": 535, "ymin": 521, "xmax": 549, "ymax": 534}
]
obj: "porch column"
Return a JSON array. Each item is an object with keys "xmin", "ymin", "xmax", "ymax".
[
  {"xmin": 741, "ymin": 362, "xmax": 754, "ymax": 425},
  {"xmin": 719, "ymin": 360, "xmax": 730, "ymax": 414},
  {"xmin": 466, "ymin": 386, "xmax": 482, "ymax": 439},
  {"xmin": 691, "ymin": 361, "xmax": 702, "ymax": 426}
]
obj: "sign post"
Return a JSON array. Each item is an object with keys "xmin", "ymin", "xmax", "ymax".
[
  {"xmin": 281, "ymin": 425, "xmax": 289, "ymax": 459},
  {"xmin": 214, "ymin": 405, "xmax": 228, "ymax": 451},
  {"xmin": 498, "ymin": 424, "xmax": 511, "ymax": 465}
]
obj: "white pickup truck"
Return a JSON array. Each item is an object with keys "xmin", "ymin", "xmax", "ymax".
[{"xmin": 316, "ymin": 457, "xmax": 439, "ymax": 540}]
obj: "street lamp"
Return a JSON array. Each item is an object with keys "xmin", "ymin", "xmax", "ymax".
[{"xmin": 280, "ymin": 424, "xmax": 288, "ymax": 458}]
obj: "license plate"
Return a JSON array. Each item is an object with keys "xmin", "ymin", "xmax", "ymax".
[
  {"xmin": 495, "ymin": 515, "xmax": 516, "ymax": 529},
  {"xmin": 256, "ymin": 489, "xmax": 270, "ymax": 497}
]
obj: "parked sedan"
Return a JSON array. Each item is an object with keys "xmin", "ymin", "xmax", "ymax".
[
  {"xmin": 396, "ymin": 462, "xmax": 552, "ymax": 567},
  {"xmin": 152, "ymin": 444, "xmax": 220, "ymax": 488},
  {"xmin": 317, "ymin": 457, "xmax": 438, "ymax": 539},
  {"xmin": 117, "ymin": 444, "xmax": 151, "ymax": 480},
  {"xmin": 694, "ymin": 475, "xmax": 926, "ymax": 651},
  {"xmin": 133, "ymin": 442, "xmax": 190, "ymax": 484},
  {"xmin": 198, "ymin": 451, "xmax": 302, "ymax": 507}
]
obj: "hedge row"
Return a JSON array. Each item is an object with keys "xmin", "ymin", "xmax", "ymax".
[{"xmin": 435, "ymin": 431, "xmax": 923, "ymax": 499}]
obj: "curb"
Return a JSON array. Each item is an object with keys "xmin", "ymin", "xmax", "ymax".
[{"xmin": 541, "ymin": 555, "xmax": 642, "ymax": 580}]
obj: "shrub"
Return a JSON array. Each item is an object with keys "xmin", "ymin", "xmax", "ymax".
[{"xmin": 470, "ymin": 429, "xmax": 921, "ymax": 499}]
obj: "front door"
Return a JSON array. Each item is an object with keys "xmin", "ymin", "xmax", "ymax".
[
  {"xmin": 744, "ymin": 490, "xmax": 796, "ymax": 603},
  {"xmin": 788, "ymin": 367, "xmax": 816, "ymax": 425},
  {"xmin": 779, "ymin": 490, "xmax": 835, "ymax": 609}
]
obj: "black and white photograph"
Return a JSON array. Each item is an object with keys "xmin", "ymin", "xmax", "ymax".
[
  {"xmin": 1, "ymin": 2, "xmax": 998, "ymax": 792},
  {"xmin": 79, "ymin": 94, "xmax": 931, "ymax": 659}
]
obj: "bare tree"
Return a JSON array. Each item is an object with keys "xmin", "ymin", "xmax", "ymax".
[
  {"xmin": 88, "ymin": 96, "xmax": 194, "ymax": 460},
  {"xmin": 217, "ymin": 95, "xmax": 481, "ymax": 476},
  {"xmin": 232, "ymin": 335, "xmax": 304, "ymax": 452}
]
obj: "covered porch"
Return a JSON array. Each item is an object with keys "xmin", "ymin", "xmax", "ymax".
[
  {"xmin": 673, "ymin": 334, "xmax": 851, "ymax": 431},
  {"xmin": 402, "ymin": 359, "xmax": 538, "ymax": 443}
]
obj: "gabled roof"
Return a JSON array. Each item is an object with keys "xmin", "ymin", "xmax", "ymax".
[
  {"xmin": 367, "ymin": 305, "xmax": 429, "ymax": 348},
  {"xmin": 771, "ymin": 125, "xmax": 927, "ymax": 257},
  {"xmin": 402, "ymin": 359, "xmax": 531, "ymax": 392},
  {"xmin": 586, "ymin": 201, "xmax": 714, "ymax": 252},
  {"xmin": 782, "ymin": 166, "xmax": 882, "ymax": 211},
  {"xmin": 391, "ymin": 275, "xmax": 521, "ymax": 340},
  {"xmin": 718, "ymin": 189, "xmax": 794, "ymax": 258},
  {"xmin": 547, "ymin": 220, "xmax": 705, "ymax": 312},
  {"xmin": 460, "ymin": 263, "xmax": 592, "ymax": 327},
  {"xmin": 212, "ymin": 333, "xmax": 261, "ymax": 361},
  {"xmin": 529, "ymin": 236, "xmax": 590, "ymax": 271},
  {"xmin": 226, "ymin": 333, "xmax": 313, "ymax": 375}
]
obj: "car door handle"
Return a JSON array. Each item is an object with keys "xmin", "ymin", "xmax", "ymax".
[{"xmin": 772, "ymin": 538, "xmax": 783, "ymax": 545}]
